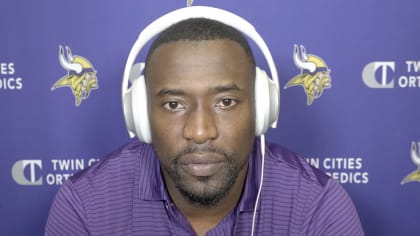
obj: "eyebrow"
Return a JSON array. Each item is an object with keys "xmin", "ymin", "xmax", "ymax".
[
  {"xmin": 212, "ymin": 84, "xmax": 241, "ymax": 92},
  {"xmin": 156, "ymin": 83, "xmax": 242, "ymax": 97},
  {"xmin": 156, "ymin": 88, "xmax": 185, "ymax": 97}
]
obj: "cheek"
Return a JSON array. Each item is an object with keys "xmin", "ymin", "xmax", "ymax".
[
  {"xmin": 216, "ymin": 104, "xmax": 255, "ymax": 150},
  {"xmin": 222, "ymin": 112, "xmax": 253, "ymax": 136},
  {"xmin": 149, "ymin": 108, "xmax": 185, "ymax": 159}
]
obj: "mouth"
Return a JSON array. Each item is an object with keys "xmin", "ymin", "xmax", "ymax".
[{"xmin": 178, "ymin": 153, "xmax": 226, "ymax": 177}]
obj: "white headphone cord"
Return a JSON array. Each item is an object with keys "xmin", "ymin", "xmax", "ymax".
[{"xmin": 250, "ymin": 135, "xmax": 266, "ymax": 236}]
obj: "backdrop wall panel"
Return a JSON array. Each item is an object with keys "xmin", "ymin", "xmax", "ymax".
[{"xmin": 1, "ymin": 1, "xmax": 419, "ymax": 235}]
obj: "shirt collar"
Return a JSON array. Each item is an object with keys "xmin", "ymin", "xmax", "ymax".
[{"xmin": 137, "ymin": 139, "xmax": 262, "ymax": 213}]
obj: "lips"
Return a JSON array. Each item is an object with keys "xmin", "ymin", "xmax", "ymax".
[{"xmin": 178, "ymin": 153, "xmax": 225, "ymax": 177}]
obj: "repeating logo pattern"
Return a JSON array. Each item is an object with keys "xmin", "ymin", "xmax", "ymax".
[
  {"xmin": 11, "ymin": 158, "xmax": 100, "ymax": 186},
  {"xmin": 11, "ymin": 160, "xmax": 43, "ymax": 185},
  {"xmin": 401, "ymin": 141, "xmax": 420, "ymax": 185},
  {"xmin": 284, "ymin": 44, "xmax": 331, "ymax": 105},
  {"xmin": 362, "ymin": 61, "xmax": 420, "ymax": 89},
  {"xmin": 51, "ymin": 45, "xmax": 98, "ymax": 106},
  {"xmin": 0, "ymin": 62, "xmax": 23, "ymax": 90}
]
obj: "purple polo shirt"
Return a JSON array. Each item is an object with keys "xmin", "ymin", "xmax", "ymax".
[{"xmin": 45, "ymin": 139, "xmax": 364, "ymax": 235}]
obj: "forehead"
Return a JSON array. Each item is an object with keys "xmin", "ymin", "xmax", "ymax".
[{"xmin": 146, "ymin": 39, "xmax": 254, "ymax": 90}]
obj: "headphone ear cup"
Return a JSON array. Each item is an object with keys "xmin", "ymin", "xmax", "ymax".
[
  {"xmin": 131, "ymin": 75, "xmax": 152, "ymax": 143},
  {"xmin": 254, "ymin": 66, "xmax": 280, "ymax": 136},
  {"xmin": 254, "ymin": 67, "xmax": 270, "ymax": 136},
  {"xmin": 122, "ymin": 87, "xmax": 136, "ymax": 138},
  {"xmin": 267, "ymin": 78, "xmax": 280, "ymax": 127}
]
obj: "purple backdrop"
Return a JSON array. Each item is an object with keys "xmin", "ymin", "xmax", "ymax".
[{"xmin": 1, "ymin": 0, "xmax": 419, "ymax": 235}]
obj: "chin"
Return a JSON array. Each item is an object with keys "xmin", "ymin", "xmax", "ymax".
[{"xmin": 176, "ymin": 172, "xmax": 236, "ymax": 207}]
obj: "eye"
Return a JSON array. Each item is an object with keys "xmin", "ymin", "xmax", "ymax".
[
  {"xmin": 163, "ymin": 101, "xmax": 185, "ymax": 111},
  {"xmin": 216, "ymin": 98, "xmax": 237, "ymax": 109}
]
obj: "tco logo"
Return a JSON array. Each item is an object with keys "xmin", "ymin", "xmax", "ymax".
[
  {"xmin": 11, "ymin": 160, "xmax": 43, "ymax": 185},
  {"xmin": 362, "ymin": 61, "xmax": 420, "ymax": 88},
  {"xmin": 362, "ymin": 62, "xmax": 395, "ymax": 88}
]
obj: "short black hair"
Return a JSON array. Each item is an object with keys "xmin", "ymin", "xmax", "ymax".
[{"xmin": 145, "ymin": 18, "xmax": 256, "ymax": 75}]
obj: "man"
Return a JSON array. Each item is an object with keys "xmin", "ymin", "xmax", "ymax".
[{"xmin": 46, "ymin": 15, "xmax": 363, "ymax": 236}]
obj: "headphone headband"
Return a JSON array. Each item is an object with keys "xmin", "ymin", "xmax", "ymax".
[{"xmin": 122, "ymin": 6, "xmax": 279, "ymax": 128}]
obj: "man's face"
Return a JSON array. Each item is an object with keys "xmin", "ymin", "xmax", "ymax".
[{"xmin": 147, "ymin": 39, "xmax": 255, "ymax": 207}]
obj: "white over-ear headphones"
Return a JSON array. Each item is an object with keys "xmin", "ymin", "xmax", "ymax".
[{"xmin": 122, "ymin": 6, "xmax": 280, "ymax": 143}]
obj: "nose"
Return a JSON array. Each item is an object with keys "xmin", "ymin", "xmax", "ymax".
[{"xmin": 183, "ymin": 106, "xmax": 218, "ymax": 144}]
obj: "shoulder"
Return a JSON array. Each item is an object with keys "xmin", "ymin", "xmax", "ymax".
[
  {"xmin": 60, "ymin": 140, "xmax": 153, "ymax": 205},
  {"xmin": 70, "ymin": 139, "xmax": 147, "ymax": 186},
  {"xmin": 263, "ymin": 141, "xmax": 353, "ymax": 202},
  {"xmin": 46, "ymin": 140, "xmax": 154, "ymax": 234},
  {"xmin": 264, "ymin": 141, "xmax": 330, "ymax": 188},
  {"xmin": 262, "ymin": 141, "xmax": 364, "ymax": 235}
]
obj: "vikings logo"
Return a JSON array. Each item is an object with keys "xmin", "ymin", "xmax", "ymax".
[
  {"xmin": 51, "ymin": 45, "xmax": 98, "ymax": 106},
  {"xmin": 284, "ymin": 45, "xmax": 331, "ymax": 105},
  {"xmin": 401, "ymin": 141, "xmax": 420, "ymax": 185}
]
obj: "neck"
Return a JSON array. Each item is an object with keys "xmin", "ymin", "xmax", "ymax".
[{"xmin": 163, "ymin": 164, "xmax": 248, "ymax": 235}]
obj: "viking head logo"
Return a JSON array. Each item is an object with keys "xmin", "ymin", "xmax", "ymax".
[
  {"xmin": 52, "ymin": 45, "xmax": 98, "ymax": 106},
  {"xmin": 401, "ymin": 141, "xmax": 420, "ymax": 185},
  {"xmin": 187, "ymin": 0, "xmax": 194, "ymax": 7},
  {"xmin": 284, "ymin": 45, "xmax": 331, "ymax": 105}
]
